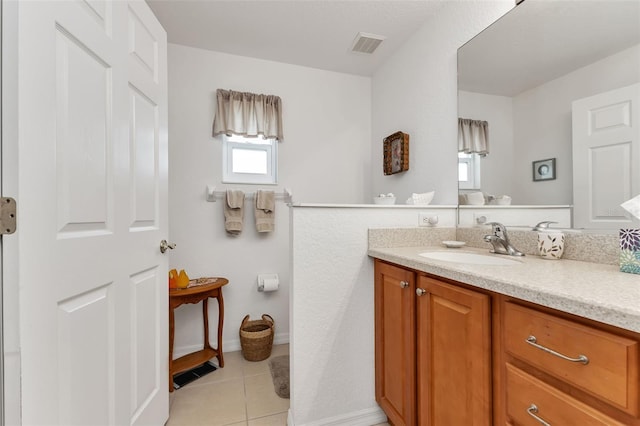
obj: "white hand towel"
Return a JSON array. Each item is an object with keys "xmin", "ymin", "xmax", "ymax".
[
  {"xmin": 224, "ymin": 190, "xmax": 245, "ymax": 234},
  {"xmin": 255, "ymin": 190, "xmax": 275, "ymax": 233}
]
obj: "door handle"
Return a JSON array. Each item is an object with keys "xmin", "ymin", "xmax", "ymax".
[{"xmin": 160, "ymin": 239, "xmax": 176, "ymax": 253}]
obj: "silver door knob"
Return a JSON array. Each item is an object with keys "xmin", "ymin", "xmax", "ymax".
[
  {"xmin": 400, "ymin": 281, "xmax": 409, "ymax": 289},
  {"xmin": 160, "ymin": 239, "xmax": 176, "ymax": 253},
  {"xmin": 416, "ymin": 288, "xmax": 426, "ymax": 296}
]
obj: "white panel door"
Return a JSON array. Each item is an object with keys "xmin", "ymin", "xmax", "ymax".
[
  {"xmin": 16, "ymin": 1, "xmax": 168, "ymax": 425},
  {"xmin": 572, "ymin": 83, "xmax": 640, "ymax": 230}
]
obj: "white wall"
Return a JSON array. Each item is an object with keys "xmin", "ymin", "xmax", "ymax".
[
  {"xmin": 290, "ymin": 206, "xmax": 456, "ymax": 426},
  {"xmin": 371, "ymin": 1, "xmax": 513, "ymax": 206},
  {"xmin": 167, "ymin": 44, "xmax": 371, "ymax": 354},
  {"xmin": 513, "ymin": 44, "xmax": 640, "ymax": 205},
  {"xmin": 458, "ymin": 90, "xmax": 515, "ymax": 200}
]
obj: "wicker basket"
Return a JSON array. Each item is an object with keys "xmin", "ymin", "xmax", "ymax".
[{"xmin": 239, "ymin": 314, "xmax": 275, "ymax": 361}]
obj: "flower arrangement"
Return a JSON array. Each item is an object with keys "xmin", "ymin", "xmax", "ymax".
[{"xmin": 620, "ymin": 229, "xmax": 640, "ymax": 275}]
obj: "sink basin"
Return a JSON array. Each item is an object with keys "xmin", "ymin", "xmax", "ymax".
[{"xmin": 419, "ymin": 251, "xmax": 522, "ymax": 266}]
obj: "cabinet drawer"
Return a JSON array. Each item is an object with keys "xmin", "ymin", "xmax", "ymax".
[
  {"xmin": 503, "ymin": 302, "xmax": 639, "ymax": 414},
  {"xmin": 506, "ymin": 364, "xmax": 625, "ymax": 426}
]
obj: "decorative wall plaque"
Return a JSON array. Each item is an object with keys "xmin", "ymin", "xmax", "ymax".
[{"xmin": 383, "ymin": 131, "xmax": 409, "ymax": 175}]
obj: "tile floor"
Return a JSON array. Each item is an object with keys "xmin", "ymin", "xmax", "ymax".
[
  {"xmin": 168, "ymin": 344, "xmax": 290, "ymax": 426},
  {"xmin": 167, "ymin": 343, "xmax": 391, "ymax": 426}
]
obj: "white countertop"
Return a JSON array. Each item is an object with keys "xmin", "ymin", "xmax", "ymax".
[{"xmin": 368, "ymin": 245, "xmax": 640, "ymax": 333}]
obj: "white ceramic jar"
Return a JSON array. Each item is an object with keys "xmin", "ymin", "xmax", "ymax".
[{"xmin": 537, "ymin": 232, "xmax": 565, "ymax": 259}]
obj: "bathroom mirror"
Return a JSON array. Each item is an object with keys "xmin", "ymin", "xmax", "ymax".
[{"xmin": 457, "ymin": 0, "xmax": 640, "ymax": 230}]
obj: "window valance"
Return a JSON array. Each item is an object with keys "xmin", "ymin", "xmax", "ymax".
[
  {"xmin": 458, "ymin": 118, "xmax": 489, "ymax": 156},
  {"xmin": 212, "ymin": 89, "xmax": 284, "ymax": 142}
]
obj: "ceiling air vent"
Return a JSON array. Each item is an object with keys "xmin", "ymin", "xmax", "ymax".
[{"xmin": 350, "ymin": 32, "xmax": 386, "ymax": 54}]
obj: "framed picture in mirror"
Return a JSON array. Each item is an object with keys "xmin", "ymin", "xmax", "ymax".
[{"xmin": 533, "ymin": 158, "xmax": 556, "ymax": 181}]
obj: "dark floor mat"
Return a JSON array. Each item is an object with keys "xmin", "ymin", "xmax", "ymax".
[
  {"xmin": 268, "ymin": 355, "xmax": 290, "ymax": 398},
  {"xmin": 173, "ymin": 361, "xmax": 217, "ymax": 390}
]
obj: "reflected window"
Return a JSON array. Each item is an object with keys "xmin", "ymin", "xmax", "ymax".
[{"xmin": 458, "ymin": 152, "xmax": 481, "ymax": 189}]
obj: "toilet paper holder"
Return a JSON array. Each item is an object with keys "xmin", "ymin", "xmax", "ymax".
[{"xmin": 257, "ymin": 274, "xmax": 279, "ymax": 292}]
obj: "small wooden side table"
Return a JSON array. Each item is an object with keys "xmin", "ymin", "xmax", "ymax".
[{"xmin": 169, "ymin": 277, "xmax": 229, "ymax": 392}]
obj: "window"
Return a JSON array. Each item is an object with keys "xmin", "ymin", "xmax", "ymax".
[
  {"xmin": 222, "ymin": 135, "xmax": 277, "ymax": 184},
  {"xmin": 458, "ymin": 152, "xmax": 481, "ymax": 189}
]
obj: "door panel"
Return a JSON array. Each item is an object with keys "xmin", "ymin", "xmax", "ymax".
[
  {"xmin": 590, "ymin": 143, "xmax": 631, "ymax": 221},
  {"xmin": 128, "ymin": 8, "xmax": 158, "ymax": 80},
  {"xmin": 81, "ymin": 0, "xmax": 113, "ymax": 35},
  {"xmin": 131, "ymin": 268, "xmax": 161, "ymax": 421},
  {"xmin": 572, "ymin": 83, "xmax": 640, "ymax": 229},
  {"xmin": 55, "ymin": 25, "xmax": 112, "ymax": 235},
  {"xmin": 58, "ymin": 285, "xmax": 114, "ymax": 426},
  {"xmin": 129, "ymin": 86, "xmax": 158, "ymax": 229}
]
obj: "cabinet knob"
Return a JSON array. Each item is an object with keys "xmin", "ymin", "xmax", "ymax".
[
  {"xmin": 400, "ymin": 281, "xmax": 409, "ymax": 288},
  {"xmin": 416, "ymin": 288, "xmax": 426, "ymax": 296}
]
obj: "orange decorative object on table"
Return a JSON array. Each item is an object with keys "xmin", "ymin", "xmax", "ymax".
[
  {"xmin": 176, "ymin": 269, "xmax": 190, "ymax": 289},
  {"xmin": 168, "ymin": 269, "xmax": 178, "ymax": 289}
]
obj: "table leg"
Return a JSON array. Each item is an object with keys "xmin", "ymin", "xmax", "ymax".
[
  {"xmin": 217, "ymin": 291, "xmax": 225, "ymax": 367},
  {"xmin": 169, "ymin": 305, "xmax": 175, "ymax": 392},
  {"xmin": 202, "ymin": 298, "xmax": 211, "ymax": 350}
]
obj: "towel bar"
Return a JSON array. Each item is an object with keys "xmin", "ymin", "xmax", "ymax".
[{"xmin": 206, "ymin": 186, "xmax": 292, "ymax": 204}]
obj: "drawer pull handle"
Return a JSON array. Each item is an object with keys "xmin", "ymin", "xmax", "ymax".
[
  {"xmin": 526, "ymin": 335, "xmax": 589, "ymax": 365},
  {"xmin": 400, "ymin": 281, "xmax": 409, "ymax": 289},
  {"xmin": 527, "ymin": 404, "xmax": 551, "ymax": 426}
]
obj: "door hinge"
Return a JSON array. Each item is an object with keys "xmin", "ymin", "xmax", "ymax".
[{"xmin": 0, "ymin": 197, "xmax": 17, "ymax": 235}]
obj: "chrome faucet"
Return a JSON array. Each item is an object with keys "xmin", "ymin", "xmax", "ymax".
[{"xmin": 483, "ymin": 222, "xmax": 525, "ymax": 256}]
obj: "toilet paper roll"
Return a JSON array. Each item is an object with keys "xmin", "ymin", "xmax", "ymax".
[
  {"xmin": 258, "ymin": 274, "xmax": 279, "ymax": 292},
  {"xmin": 261, "ymin": 278, "xmax": 279, "ymax": 292}
]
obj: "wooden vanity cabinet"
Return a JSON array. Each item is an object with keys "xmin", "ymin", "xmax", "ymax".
[
  {"xmin": 374, "ymin": 259, "xmax": 640, "ymax": 426},
  {"xmin": 374, "ymin": 260, "xmax": 492, "ymax": 425}
]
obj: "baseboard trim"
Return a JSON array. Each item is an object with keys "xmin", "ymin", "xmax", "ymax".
[
  {"xmin": 173, "ymin": 332, "xmax": 289, "ymax": 358},
  {"xmin": 288, "ymin": 406, "xmax": 387, "ymax": 426}
]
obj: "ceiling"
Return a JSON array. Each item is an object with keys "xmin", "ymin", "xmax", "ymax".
[
  {"xmin": 147, "ymin": 0, "xmax": 639, "ymax": 92},
  {"xmin": 146, "ymin": 0, "xmax": 448, "ymax": 76}
]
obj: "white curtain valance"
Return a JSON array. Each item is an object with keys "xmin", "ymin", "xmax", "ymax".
[
  {"xmin": 458, "ymin": 118, "xmax": 489, "ymax": 156},
  {"xmin": 212, "ymin": 89, "xmax": 284, "ymax": 141}
]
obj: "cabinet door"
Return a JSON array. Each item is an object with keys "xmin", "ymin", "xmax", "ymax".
[
  {"xmin": 417, "ymin": 276, "xmax": 492, "ymax": 426},
  {"xmin": 375, "ymin": 261, "xmax": 416, "ymax": 426}
]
